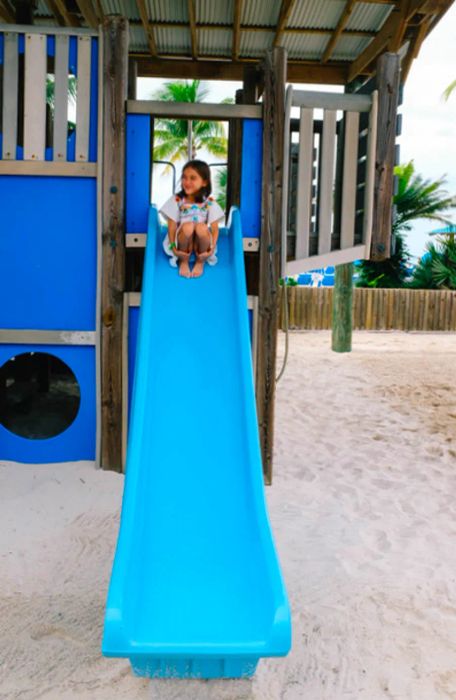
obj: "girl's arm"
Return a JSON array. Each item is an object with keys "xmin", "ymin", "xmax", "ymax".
[
  {"xmin": 168, "ymin": 218, "xmax": 177, "ymax": 246},
  {"xmin": 210, "ymin": 222, "xmax": 219, "ymax": 251}
]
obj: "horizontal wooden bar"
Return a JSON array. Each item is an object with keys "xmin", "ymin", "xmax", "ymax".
[
  {"xmin": 0, "ymin": 23, "xmax": 97, "ymax": 36},
  {"xmin": 133, "ymin": 56, "xmax": 348, "ymax": 84},
  {"xmin": 292, "ymin": 90, "xmax": 372, "ymax": 112},
  {"xmin": 126, "ymin": 233, "xmax": 260, "ymax": 251},
  {"xmin": 0, "ymin": 161, "xmax": 97, "ymax": 176},
  {"xmin": 127, "ymin": 100, "xmax": 262, "ymax": 120},
  {"xmin": 285, "ymin": 244, "xmax": 367, "ymax": 275},
  {"xmin": 0, "ymin": 329, "xmax": 96, "ymax": 345}
]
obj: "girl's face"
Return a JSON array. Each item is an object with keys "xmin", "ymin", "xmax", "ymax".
[{"xmin": 182, "ymin": 167, "xmax": 208, "ymax": 197}]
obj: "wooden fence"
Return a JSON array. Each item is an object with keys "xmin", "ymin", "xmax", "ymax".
[{"xmin": 278, "ymin": 287, "xmax": 456, "ymax": 331}]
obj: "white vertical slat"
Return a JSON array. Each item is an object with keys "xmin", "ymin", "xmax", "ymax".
[
  {"xmin": 24, "ymin": 33, "xmax": 47, "ymax": 161},
  {"xmin": 53, "ymin": 34, "xmax": 69, "ymax": 161},
  {"xmin": 281, "ymin": 85, "xmax": 293, "ymax": 278},
  {"xmin": 340, "ymin": 111, "xmax": 360, "ymax": 249},
  {"xmin": 363, "ymin": 90, "xmax": 378, "ymax": 258},
  {"xmin": 2, "ymin": 32, "xmax": 18, "ymax": 160},
  {"xmin": 75, "ymin": 35, "xmax": 92, "ymax": 162},
  {"xmin": 295, "ymin": 107, "xmax": 314, "ymax": 260},
  {"xmin": 318, "ymin": 109, "xmax": 337, "ymax": 255}
]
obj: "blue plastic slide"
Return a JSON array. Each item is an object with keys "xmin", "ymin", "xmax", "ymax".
[{"xmin": 101, "ymin": 206, "xmax": 291, "ymax": 679}]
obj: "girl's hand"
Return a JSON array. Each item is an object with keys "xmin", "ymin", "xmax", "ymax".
[
  {"xmin": 174, "ymin": 248, "xmax": 190, "ymax": 260},
  {"xmin": 197, "ymin": 247, "xmax": 214, "ymax": 262}
]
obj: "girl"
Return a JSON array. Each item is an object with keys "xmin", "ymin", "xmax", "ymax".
[{"xmin": 160, "ymin": 160, "xmax": 225, "ymax": 279}]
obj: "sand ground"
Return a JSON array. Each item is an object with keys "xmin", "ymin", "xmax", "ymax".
[{"xmin": 1, "ymin": 331, "xmax": 455, "ymax": 700}]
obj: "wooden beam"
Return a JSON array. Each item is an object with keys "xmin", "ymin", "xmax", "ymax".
[
  {"xmin": 400, "ymin": 17, "xmax": 429, "ymax": 81},
  {"xmin": 100, "ymin": 15, "xmax": 129, "ymax": 471},
  {"xmin": 232, "ymin": 0, "xmax": 242, "ymax": 59},
  {"xmin": 273, "ymin": 0, "xmax": 297, "ymax": 47},
  {"xmin": 136, "ymin": 0, "xmax": 157, "ymax": 56},
  {"xmin": 45, "ymin": 0, "xmax": 66, "ymax": 26},
  {"xmin": 257, "ymin": 47, "xmax": 286, "ymax": 484},
  {"xmin": 134, "ymin": 55, "xmax": 348, "ymax": 84},
  {"xmin": 370, "ymin": 52, "xmax": 400, "ymax": 261},
  {"xmin": 322, "ymin": 0, "xmax": 357, "ymax": 63},
  {"xmin": 75, "ymin": 0, "xmax": 99, "ymax": 29},
  {"xmin": 348, "ymin": 9, "xmax": 402, "ymax": 81},
  {"xmin": 52, "ymin": 0, "xmax": 80, "ymax": 26},
  {"xmin": 187, "ymin": 0, "xmax": 198, "ymax": 59},
  {"xmin": 0, "ymin": 0, "xmax": 15, "ymax": 22}
]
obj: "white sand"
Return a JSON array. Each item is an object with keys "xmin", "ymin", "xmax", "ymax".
[{"xmin": 1, "ymin": 331, "xmax": 456, "ymax": 700}]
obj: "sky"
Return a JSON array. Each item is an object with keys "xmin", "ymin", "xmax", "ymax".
[{"xmin": 137, "ymin": 5, "xmax": 456, "ymax": 258}]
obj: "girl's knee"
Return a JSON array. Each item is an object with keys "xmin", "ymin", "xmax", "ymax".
[
  {"xmin": 195, "ymin": 223, "xmax": 209, "ymax": 238},
  {"xmin": 180, "ymin": 222, "xmax": 195, "ymax": 238}
]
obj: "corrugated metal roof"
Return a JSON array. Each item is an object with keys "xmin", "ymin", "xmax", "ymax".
[
  {"xmin": 197, "ymin": 0, "xmax": 234, "ymax": 25},
  {"xmin": 155, "ymin": 26, "xmax": 191, "ymax": 54},
  {"xmin": 37, "ymin": 1, "xmax": 52, "ymax": 16},
  {"xmin": 102, "ymin": 0, "xmax": 141, "ymax": 21},
  {"xmin": 198, "ymin": 28, "xmax": 232, "ymax": 56},
  {"xmin": 146, "ymin": 0, "xmax": 188, "ymax": 23},
  {"xmin": 281, "ymin": 33, "xmax": 328, "ymax": 61},
  {"xmin": 346, "ymin": 3, "xmax": 394, "ymax": 32},
  {"xmin": 129, "ymin": 24, "xmax": 149, "ymax": 52},
  {"xmin": 331, "ymin": 34, "xmax": 373, "ymax": 61},
  {"xmin": 241, "ymin": 1, "xmax": 280, "ymax": 28},
  {"xmin": 240, "ymin": 30, "xmax": 274, "ymax": 58},
  {"xmin": 287, "ymin": 0, "xmax": 346, "ymax": 30}
]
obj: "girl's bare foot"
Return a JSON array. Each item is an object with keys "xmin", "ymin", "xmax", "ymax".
[
  {"xmin": 179, "ymin": 260, "xmax": 191, "ymax": 278},
  {"xmin": 192, "ymin": 260, "xmax": 205, "ymax": 278}
]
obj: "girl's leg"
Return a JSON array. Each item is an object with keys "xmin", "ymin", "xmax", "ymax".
[
  {"xmin": 192, "ymin": 224, "xmax": 211, "ymax": 278},
  {"xmin": 177, "ymin": 223, "xmax": 195, "ymax": 278}
]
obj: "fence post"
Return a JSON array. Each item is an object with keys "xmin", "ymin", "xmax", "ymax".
[{"xmin": 332, "ymin": 263, "xmax": 353, "ymax": 351}]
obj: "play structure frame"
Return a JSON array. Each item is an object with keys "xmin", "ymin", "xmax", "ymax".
[{"xmin": 0, "ymin": 13, "xmax": 405, "ymax": 481}]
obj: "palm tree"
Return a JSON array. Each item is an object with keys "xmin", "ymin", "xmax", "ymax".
[
  {"xmin": 443, "ymin": 80, "xmax": 456, "ymax": 101},
  {"xmin": 409, "ymin": 235, "xmax": 456, "ymax": 290},
  {"xmin": 357, "ymin": 161, "xmax": 455, "ymax": 287},
  {"xmin": 152, "ymin": 80, "xmax": 228, "ymax": 164}
]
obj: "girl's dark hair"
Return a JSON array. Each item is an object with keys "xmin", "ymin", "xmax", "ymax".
[{"xmin": 177, "ymin": 159, "xmax": 212, "ymax": 202}]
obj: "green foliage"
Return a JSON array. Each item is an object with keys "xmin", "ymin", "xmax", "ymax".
[
  {"xmin": 357, "ymin": 161, "xmax": 456, "ymax": 288},
  {"xmin": 409, "ymin": 236, "xmax": 456, "ymax": 290},
  {"xmin": 214, "ymin": 167, "xmax": 227, "ymax": 211},
  {"xmin": 46, "ymin": 76, "xmax": 77, "ymax": 132},
  {"xmin": 152, "ymin": 80, "xmax": 228, "ymax": 164}
]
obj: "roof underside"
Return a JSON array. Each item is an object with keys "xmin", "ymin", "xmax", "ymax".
[{"xmin": 1, "ymin": 0, "xmax": 454, "ymax": 83}]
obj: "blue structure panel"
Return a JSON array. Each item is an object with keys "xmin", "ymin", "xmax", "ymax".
[
  {"xmin": 0, "ymin": 344, "xmax": 96, "ymax": 463},
  {"xmin": 240, "ymin": 119, "xmax": 263, "ymax": 238},
  {"xmin": 126, "ymin": 114, "xmax": 151, "ymax": 233},
  {"xmin": 0, "ymin": 175, "xmax": 97, "ymax": 330}
]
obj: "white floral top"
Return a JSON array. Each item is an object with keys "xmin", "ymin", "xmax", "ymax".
[{"xmin": 160, "ymin": 194, "xmax": 224, "ymax": 227}]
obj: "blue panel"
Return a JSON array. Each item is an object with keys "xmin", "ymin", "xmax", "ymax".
[
  {"xmin": 18, "ymin": 34, "xmax": 25, "ymax": 53},
  {"xmin": 69, "ymin": 36, "xmax": 77, "ymax": 74},
  {"xmin": 0, "ymin": 176, "xmax": 97, "ymax": 330},
  {"xmin": 127, "ymin": 306, "xmax": 140, "ymax": 427},
  {"xmin": 240, "ymin": 119, "xmax": 263, "ymax": 238},
  {"xmin": 0, "ymin": 344, "xmax": 96, "ymax": 463},
  {"xmin": 126, "ymin": 114, "xmax": 151, "ymax": 233},
  {"xmin": 0, "ymin": 32, "xmax": 4, "ymax": 64},
  {"xmin": 89, "ymin": 37, "xmax": 98, "ymax": 162},
  {"xmin": 47, "ymin": 34, "xmax": 55, "ymax": 56}
]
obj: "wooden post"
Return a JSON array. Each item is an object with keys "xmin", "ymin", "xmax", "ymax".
[
  {"xmin": 332, "ymin": 262, "xmax": 353, "ymax": 352},
  {"xmin": 100, "ymin": 16, "xmax": 128, "ymax": 471},
  {"xmin": 370, "ymin": 52, "xmax": 400, "ymax": 261},
  {"xmin": 127, "ymin": 57, "xmax": 137, "ymax": 100},
  {"xmin": 256, "ymin": 47, "xmax": 286, "ymax": 484}
]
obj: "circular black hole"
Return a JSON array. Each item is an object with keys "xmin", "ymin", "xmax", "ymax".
[{"xmin": 0, "ymin": 352, "xmax": 81, "ymax": 440}]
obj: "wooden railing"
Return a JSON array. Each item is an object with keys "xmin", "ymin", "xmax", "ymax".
[{"xmin": 278, "ymin": 287, "xmax": 456, "ymax": 331}]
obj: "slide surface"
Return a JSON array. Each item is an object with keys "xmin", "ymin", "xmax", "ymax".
[{"xmin": 102, "ymin": 207, "xmax": 291, "ymax": 679}]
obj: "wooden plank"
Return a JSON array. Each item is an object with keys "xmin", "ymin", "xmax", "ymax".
[
  {"xmin": 232, "ymin": 0, "xmax": 241, "ymax": 59},
  {"xmin": 100, "ymin": 15, "xmax": 129, "ymax": 472},
  {"xmin": 187, "ymin": 0, "xmax": 198, "ymax": 59},
  {"xmin": 0, "ymin": 160, "xmax": 97, "ymax": 176},
  {"xmin": 0, "ymin": 329, "xmax": 96, "ymax": 344},
  {"xmin": 134, "ymin": 56, "xmax": 348, "ymax": 84},
  {"xmin": 0, "ymin": 21, "xmax": 96, "ymax": 35},
  {"xmin": 75, "ymin": 35, "xmax": 92, "ymax": 162},
  {"xmin": 292, "ymin": 90, "xmax": 371, "ymax": 112},
  {"xmin": 127, "ymin": 99, "xmax": 262, "ymax": 120},
  {"xmin": 75, "ymin": 0, "xmax": 100, "ymax": 29},
  {"xmin": 53, "ymin": 34, "xmax": 69, "ymax": 161},
  {"xmin": 24, "ymin": 32, "xmax": 47, "ymax": 161},
  {"xmin": 295, "ymin": 107, "xmax": 313, "ymax": 259},
  {"xmin": 136, "ymin": 0, "xmax": 157, "ymax": 56},
  {"xmin": 370, "ymin": 54, "xmax": 400, "ymax": 261},
  {"xmin": 0, "ymin": 1, "xmax": 15, "ymax": 22},
  {"xmin": 286, "ymin": 243, "xmax": 366, "ymax": 275},
  {"xmin": 322, "ymin": 0, "xmax": 357, "ymax": 63},
  {"xmin": 2, "ymin": 31, "xmax": 18, "ymax": 160},
  {"xmin": 273, "ymin": 0, "xmax": 298, "ymax": 47},
  {"xmin": 340, "ymin": 110, "xmax": 359, "ymax": 249},
  {"xmin": 348, "ymin": 9, "xmax": 401, "ymax": 82},
  {"xmin": 318, "ymin": 109, "xmax": 337, "ymax": 255},
  {"xmin": 363, "ymin": 89, "xmax": 378, "ymax": 256},
  {"xmin": 257, "ymin": 47, "xmax": 286, "ymax": 484}
]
